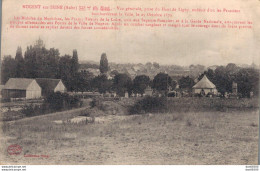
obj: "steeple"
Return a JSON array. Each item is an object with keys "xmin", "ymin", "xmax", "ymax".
[{"xmin": 34, "ymin": 37, "xmax": 45, "ymax": 48}]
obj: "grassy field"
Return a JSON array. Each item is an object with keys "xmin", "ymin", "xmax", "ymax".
[{"xmin": 0, "ymin": 97, "xmax": 259, "ymax": 164}]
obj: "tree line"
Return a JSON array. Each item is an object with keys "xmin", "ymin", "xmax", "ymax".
[
  {"xmin": 199, "ymin": 63, "xmax": 259, "ymax": 97},
  {"xmin": 1, "ymin": 40, "xmax": 259, "ymax": 98}
]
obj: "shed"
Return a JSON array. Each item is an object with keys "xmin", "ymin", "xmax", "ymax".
[
  {"xmin": 2, "ymin": 78, "xmax": 42, "ymax": 100},
  {"xmin": 36, "ymin": 78, "xmax": 66, "ymax": 97},
  {"xmin": 192, "ymin": 75, "xmax": 217, "ymax": 95}
]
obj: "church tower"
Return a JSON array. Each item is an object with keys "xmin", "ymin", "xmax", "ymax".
[{"xmin": 34, "ymin": 37, "xmax": 45, "ymax": 48}]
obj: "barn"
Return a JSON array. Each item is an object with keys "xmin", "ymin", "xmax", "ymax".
[
  {"xmin": 36, "ymin": 78, "xmax": 66, "ymax": 97},
  {"xmin": 192, "ymin": 75, "xmax": 218, "ymax": 95},
  {"xmin": 2, "ymin": 78, "xmax": 42, "ymax": 100}
]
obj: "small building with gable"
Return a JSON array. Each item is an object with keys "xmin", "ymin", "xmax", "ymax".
[
  {"xmin": 192, "ymin": 75, "xmax": 217, "ymax": 95},
  {"xmin": 2, "ymin": 78, "xmax": 42, "ymax": 100},
  {"xmin": 144, "ymin": 86, "xmax": 153, "ymax": 96},
  {"xmin": 36, "ymin": 78, "xmax": 66, "ymax": 97}
]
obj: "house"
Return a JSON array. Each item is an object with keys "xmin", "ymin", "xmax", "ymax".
[
  {"xmin": 192, "ymin": 75, "xmax": 217, "ymax": 95},
  {"xmin": 124, "ymin": 92, "xmax": 129, "ymax": 98},
  {"xmin": 86, "ymin": 68, "xmax": 100, "ymax": 77},
  {"xmin": 144, "ymin": 86, "xmax": 153, "ymax": 96},
  {"xmin": 232, "ymin": 82, "xmax": 237, "ymax": 95},
  {"xmin": 229, "ymin": 82, "xmax": 239, "ymax": 99},
  {"xmin": 36, "ymin": 78, "xmax": 66, "ymax": 97},
  {"xmin": 2, "ymin": 78, "xmax": 42, "ymax": 100}
]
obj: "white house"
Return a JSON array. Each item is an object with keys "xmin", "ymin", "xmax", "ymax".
[{"xmin": 192, "ymin": 75, "xmax": 217, "ymax": 95}]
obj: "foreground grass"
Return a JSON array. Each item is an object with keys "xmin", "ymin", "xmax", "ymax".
[{"xmin": 0, "ymin": 108, "xmax": 258, "ymax": 164}]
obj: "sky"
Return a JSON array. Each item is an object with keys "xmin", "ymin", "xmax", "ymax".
[{"xmin": 1, "ymin": 0, "xmax": 260, "ymax": 66}]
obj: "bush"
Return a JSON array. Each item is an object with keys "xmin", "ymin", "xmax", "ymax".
[
  {"xmin": 129, "ymin": 96, "xmax": 167, "ymax": 114},
  {"xmin": 90, "ymin": 98, "xmax": 101, "ymax": 108},
  {"xmin": 20, "ymin": 92, "xmax": 82, "ymax": 117},
  {"xmin": 45, "ymin": 92, "xmax": 81, "ymax": 111},
  {"xmin": 21, "ymin": 104, "xmax": 47, "ymax": 117}
]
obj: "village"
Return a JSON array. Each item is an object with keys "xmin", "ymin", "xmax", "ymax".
[
  {"xmin": 0, "ymin": 38, "xmax": 259, "ymax": 119},
  {"xmin": 0, "ymin": 74, "xmax": 242, "ymax": 101},
  {"xmin": 1, "ymin": 39, "xmax": 257, "ymax": 102}
]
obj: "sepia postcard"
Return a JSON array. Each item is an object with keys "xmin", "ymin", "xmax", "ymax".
[{"xmin": 0, "ymin": 0, "xmax": 259, "ymax": 165}]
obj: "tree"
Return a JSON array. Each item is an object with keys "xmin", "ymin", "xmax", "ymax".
[
  {"xmin": 189, "ymin": 64, "xmax": 206, "ymax": 77},
  {"xmin": 72, "ymin": 70, "xmax": 94, "ymax": 92},
  {"xmin": 24, "ymin": 45, "xmax": 38, "ymax": 78},
  {"xmin": 15, "ymin": 46, "xmax": 23, "ymax": 61},
  {"xmin": 226, "ymin": 63, "xmax": 239, "ymax": 74},
  {"xmin": 24, "ymin": 40, "xmax": 60, "ymax": 78},
  {"xmin": 152, "ymin": 73, "xmax": 172, "ymax": 93},
  {"xmin": 15, "ymin": 46, "xmax": 25, "ymax": 78},
  {"xmin": 153, "ymin": 62, "xmax": 160, "ymax": 69},
  {"xmin": 91, "ymin": 74, "xmax": 112, "ymax": 94},
  {"xmin": 58, "ymin": 55, "xmax": 74, "ymax": 91},
  {"xmin": 99, "ymin": 53, "xmax": 109, "ymax": 74},
  {"xmin": 113, "ymin": 73, "xmax": 132, "ymax": 96},
  {"xmin": 235, "ymin": 68, "xmax": 259, "ymax": 97},
  {"xmin": 72, "ymin": 49, "xmax": 79, "ymax": 75},
  {"xmin": 178, "ymin": 76, "xmax": 194, "ymax": 90},
  {"xmin": 214, "ymin": 66, "xmax": 233, "ymax": 95},
  {"xmin": 45, "ymin": 92, "xmax": 80, "ymax": 111},
  {"xmin": 133, "ymin": 75, "xmax": 150, "ymax": 95},
  {"xmin": 196, "ymin": 64, "xmax": 259, "ymax": 97},
  {"xmin": 145, "ymin": 62, "xmax": 153, "ymax": 70},
  {"xmin": 80, "ymin": 70, "xmax": 94, "ymax": 92},
  {"xmin": 47, "ymin": 48, "xmax": 60, "ymax": 78},
  {"xmin": 1, "ymin": 55, "xmax": 17, "ymax": 84},
  {"xmin": 198, "ymin": 69, "xmax": 214, "ymax": 81},
  {"xmin": 1, "ymin": 39, "xmax": 86, "ymax": 93}
]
